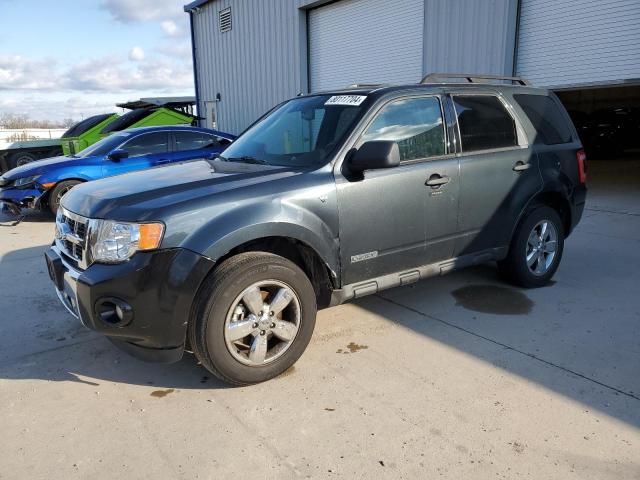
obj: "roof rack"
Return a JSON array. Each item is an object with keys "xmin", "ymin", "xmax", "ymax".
[{"xmin": 420, "ymin": 73, "xmax": 530, "ymax": 86}]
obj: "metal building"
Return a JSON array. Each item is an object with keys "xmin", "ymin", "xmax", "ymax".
[{"xmin": 185, "ymin": 0, "xmax": 640, "ymax": 135}]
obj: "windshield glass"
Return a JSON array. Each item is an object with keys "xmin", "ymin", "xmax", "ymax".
[
  {"xmin": 74, "ymin": 132, "xmax": 131, "ymax": 158},
  {"xmin": 220, "ymin": 94, "xmax": 367, "ymax": 167}
]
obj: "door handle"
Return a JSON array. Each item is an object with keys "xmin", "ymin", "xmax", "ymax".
[
  {"xmin": 426, "ymin": 174, "xmax": 450, "ymax": 187},
  {"xmin": 513, "ymin": 161, "xmax": 531, "ymax": 172},
  {"xmin": 156, "ymin": 159, "xmax": 171, "ymax": 164}
]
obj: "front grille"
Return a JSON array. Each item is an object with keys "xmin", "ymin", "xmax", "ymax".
[{"xmin": 55, "ymin": 208, "xmax": 90, "ymax": 269}]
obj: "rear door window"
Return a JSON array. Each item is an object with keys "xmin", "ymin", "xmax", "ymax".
[
  {"xmin": 174, "ymin": 131, "xmax": 220, "ymax": 151},
  {"xmin": 513, "ymin": 94, "xmax": 573, "ymax": 145},
  {"xmin": 361, "ymin": 96, "xmax": 446, "ymax": 162},
  {"xmin": 122, "ymin": 132, "xmax": 168, "ymax": 157},
  {"xmin": 453, "ymin": 96, "xmax": 518, "ymax": 152}
]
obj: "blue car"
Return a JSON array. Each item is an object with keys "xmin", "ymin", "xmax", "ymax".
[{"xmin": 0, "ymin": 126, "xmax": 235, "ymax": 215}]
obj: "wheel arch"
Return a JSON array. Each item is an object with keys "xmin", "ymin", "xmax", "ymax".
[
  {"xmin": 189, "ymin": 224, "xmax": 339, "ymax": 310},
  {"xmin": 215, "ymin": 235, "xmax": 336, "ymax": 309},
  {"xmin": 41, "ymin": 177, "xmax": 88, "ymax": 208},
  {"xmin": 511, "ymin": 189, "xmax": 573, "ymax": 244}
]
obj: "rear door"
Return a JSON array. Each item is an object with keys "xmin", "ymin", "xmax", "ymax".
[
  {"xmin": 448, "ymin": 93, "xmax": 542, "ymax": 256},
  {"xmin": 103, "ymin": 132, "xmax": 170, "ymax": 177},
  {"xmin": 336, "ymin": 95, "xmax": 459, "ymax": 285}
]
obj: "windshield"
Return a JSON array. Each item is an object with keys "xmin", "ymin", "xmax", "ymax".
[
  {"xmin": 220, "ymin": 94, "xmax": 367, "ymax": 167},
  {"xmin": 74, "ymin": 132, "xmax": 131, "ymax": 158}
]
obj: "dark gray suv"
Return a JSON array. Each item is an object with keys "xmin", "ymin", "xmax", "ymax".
[{"xmin": 45, "ymin": 74, "xmax": 587, "ymax": 385}]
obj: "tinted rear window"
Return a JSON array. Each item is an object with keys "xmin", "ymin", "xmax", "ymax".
[
  {"xmin": 453, "ymin": 96, "xmax": 517, "ymax": 152},
  {"xmin": 62, "ymin": 113, "xmax": 113, "ymax": 138},
  {"xmin": 101, "ymin": 108, "xmax": 156, "ymax": 133},
  {"xmin": 513, "ymin": 94, "xmax": 573, "ymax": 145}
]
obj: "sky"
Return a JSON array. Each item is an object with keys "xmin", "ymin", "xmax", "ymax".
[{"xmin": 0, "ymin": 0, "xmax": 195, "ymax": 122}]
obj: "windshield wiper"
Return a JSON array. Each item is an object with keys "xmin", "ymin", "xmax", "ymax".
[{"xmin": 226, "ymin": 156, "xmax": 269, "ymax": 165}]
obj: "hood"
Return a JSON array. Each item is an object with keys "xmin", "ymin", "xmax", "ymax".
[
  {"xmin": 4, "ymin": 155, "xmax": 94, "ymax": 180},
  {"xmin": 61, "ymin": 159, "xmax": 305, "ymax": 220}
]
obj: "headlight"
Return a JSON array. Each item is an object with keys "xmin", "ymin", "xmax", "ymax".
[
  {"xmin": 91, "ymin": 220, "xmax": 164, "ymax": 264},
  {"xmin": 14, "ymin": 175, "xmax": 40, "ymax": 188}
]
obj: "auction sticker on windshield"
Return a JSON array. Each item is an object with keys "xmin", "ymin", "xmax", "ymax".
[{"xmin": 325, "ymin": 95, "xmax": 367, "ymax": 107}]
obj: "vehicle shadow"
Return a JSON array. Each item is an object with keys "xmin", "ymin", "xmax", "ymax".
[{"xmin": 351, "ymin": 253, "xmax": 640, "ymax": 428}]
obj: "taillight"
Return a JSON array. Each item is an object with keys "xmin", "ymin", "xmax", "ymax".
[{"xmin": 577, "ymin": 149, "xmax": 587, "ymax": 184}]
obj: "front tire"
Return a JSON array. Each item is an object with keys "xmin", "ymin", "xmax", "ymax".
[
  {"xmin": 498, "ymin": 206, "xmax": 565, "ymax": 288},
  {"xmin": 49, "ymin": 180, "xmax": 81, "ymax": 215},
  {"xmin": 189, "ymin": 252, "xmax": 317, "ymax": 386}
]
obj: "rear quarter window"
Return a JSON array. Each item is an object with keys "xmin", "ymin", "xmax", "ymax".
[{"xmin": 513, "ymin": 94, "xmax": 573, "ymax": 145}]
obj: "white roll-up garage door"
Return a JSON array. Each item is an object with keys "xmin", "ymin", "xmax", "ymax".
[
  {"xmin": 516, "ymin": 0, "xmax": 640, "ymax": 88},
  {"xmin": 308, "ymin": 0, "xmax": 424, "ymax": 92}
]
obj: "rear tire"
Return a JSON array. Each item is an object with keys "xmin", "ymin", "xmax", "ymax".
[
  {"xmin": 498, "ymin": 206, "xmax": 564, "ymax": 288},
  {"xmin": 49, "ymin": 180, "xmax": 82, "ymax": 215},
  {"xmin": 189, "ymin": 252, "xmax": 317, "ymax": 386}
]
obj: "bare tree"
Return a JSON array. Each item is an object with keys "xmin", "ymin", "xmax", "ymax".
[{"xmin": 0, "ymin": 113, "xmax": 75, "ymax": 129}]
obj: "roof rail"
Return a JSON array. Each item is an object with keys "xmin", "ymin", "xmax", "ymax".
[
  {"xmin": 420, "ymin": 73, "xmax": 530, "ymax": 86},
  {"xmin": 345, "ymin": 83, "xmax": 385, "ymax": 88}
]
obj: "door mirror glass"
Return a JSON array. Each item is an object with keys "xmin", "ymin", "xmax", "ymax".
[
  {"xmin": 107, "ymin": 149, "xmax": 129, "ymax": 161},
  {"xmin": 349, "ymin": 141, "xmax": 400, "ymax": 173}
]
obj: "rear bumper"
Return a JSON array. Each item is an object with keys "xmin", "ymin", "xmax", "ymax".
[
  {"xmin": 45, "ymin": 245, "xmax": 215, "ymax": 363},
  {"xmin": 569, "ymin": 184, "xmax": 587, "ymax": 235}
]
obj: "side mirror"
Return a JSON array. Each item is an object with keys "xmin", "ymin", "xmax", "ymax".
[
  {"xmin": 348, "ymin": 141, "xmax": 400, "ymax": 173},
  {"xmin": 108, "ymin": 149, "xmax": 129, "ymax": 161}
]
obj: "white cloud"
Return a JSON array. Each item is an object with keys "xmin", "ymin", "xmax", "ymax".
[
  {"xmin": 65, "ymin": 57, "xmax": 193, "ymax": 92},
  {"xmin": 0, "ymin": 0, "xmax": 195, "ymax": 121},
  {"xmin": 161, "ymin": 20, "xmax": 183, "ymax": 37},
  {"xmin": 156, "ymin": 42, "xmax": 192, "ymax": 59},
  {"xmin": 101, "ymin": 0, "xmax": 186, "ymax": 23},
  {"xmin": 129, "ymin": 46, "xmax": 145, "ymax": 61},
  {"xmin": 0, "ymin": 53, "xmax": 192, "ymax": 94},
  {"xmin": 0, "ymin": 56, "xmax": 61, "ymax": 90}
]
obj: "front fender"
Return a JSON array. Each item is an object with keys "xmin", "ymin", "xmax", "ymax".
[{"xmin": 179, "ymin": 200, "xmax": 340, "ymax": 277}]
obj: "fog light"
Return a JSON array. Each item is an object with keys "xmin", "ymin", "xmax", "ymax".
[{"xmin": 94, "ymin": 297, "xmax": 133, "ymax": 326}]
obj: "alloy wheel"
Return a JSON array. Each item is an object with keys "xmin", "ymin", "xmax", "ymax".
[
  {"xmin": 525, "ymin": 220, "xmax": 558, "ymax": 276},
  {"xmin": 224, "ymin": 280, "xmax": 301, "ymax": 366}
]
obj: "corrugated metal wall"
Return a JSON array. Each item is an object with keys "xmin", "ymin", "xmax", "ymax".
[
  {"xmin": 516, "ymin": 0, "xmax": 640, "ymax": 88},
  {"xmin": 308, "ymin": 0, "xmax": 425, "ymax": 91},
  {"xmin": 191, "ymin": 0, "xmax": 518, "ymax": 134},
  {"xmin": 191, "ymin": 0, "xmax": 308, "ymax": 134},
  {"xmin": 423, "ymin": 0, "xmax": 518, "ymax": 76}
]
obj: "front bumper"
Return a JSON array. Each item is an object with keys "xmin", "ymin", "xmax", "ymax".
[
  {"xmin": 0, "ymin": 186, "xmax": 47, "ymax": 212},
  {"xmin": 45, "ymin": 245, "xmax": 215, "ymax": 363}
]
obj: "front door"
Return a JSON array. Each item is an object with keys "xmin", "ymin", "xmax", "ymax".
[
  {"xmin": 103, "ymin": 131, "xmax": 170, "ymax": 177},
  {"xmin": 336, "ymin": 95, "xmax": 459, "ymax": 285},
  {"xmin": 448, "ymin": 94, "xmax": 543, "ymax": 256}
]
